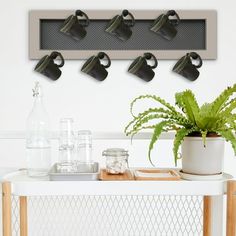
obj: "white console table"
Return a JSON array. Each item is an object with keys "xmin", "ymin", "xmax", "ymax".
[
  {"xmin": 1, "ymin": 170, "xmax": 235, "ymax": 236},
  {"xmin": 0, "ymin": 132, "xmax": 235, "ymax": 236}
]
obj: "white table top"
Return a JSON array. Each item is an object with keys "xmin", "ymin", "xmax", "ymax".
[{"xmin": 0, "ymin": 168, "xmax": 233, "ymax": 196}]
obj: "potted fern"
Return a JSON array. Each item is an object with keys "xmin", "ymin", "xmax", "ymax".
[{"xmin": 125, "ymin": 84, "xmax": 236, "ymax": 177}]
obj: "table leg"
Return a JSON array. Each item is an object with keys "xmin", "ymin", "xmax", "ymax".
[
  {"xmin": 2, "ymin": 182, "xmax": 12, "ymax": 236},
  {"xmin": 20, "ymin": 196, "xmax": 28, "ymax": 236},
  {"xmin": 204, "ymin": 195, "xmax": 224, "ymax": 236},
  {"xmin": 204, "ymin": 196, "xmax": 212, "ymax": 236},
  {"xmin": 227, "ymin": 180, "xmax": 236, "ymax": 236}
]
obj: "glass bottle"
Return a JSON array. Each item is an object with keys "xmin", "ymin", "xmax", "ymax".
[{"xmin": 26, "ymin": 82, "xmax": 51, "ymax": 177}]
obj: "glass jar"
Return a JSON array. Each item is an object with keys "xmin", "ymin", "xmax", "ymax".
[{"xmin": 102, "ymin": 148, "xmax": 129, "ymax": 174}]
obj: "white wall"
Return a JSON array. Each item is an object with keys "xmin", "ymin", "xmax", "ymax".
[{"xmin": 0, "ymin": 0, "xmax": 236, "ymax": 175}]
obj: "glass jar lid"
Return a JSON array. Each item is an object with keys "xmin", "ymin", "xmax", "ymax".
[{"xmin": 102, "ymin": 148, "xmax": 128, "ymax": 157}]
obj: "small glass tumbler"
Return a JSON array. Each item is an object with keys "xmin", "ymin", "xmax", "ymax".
[
  {"xmin": 102, "ymin": 148, "xmax": 129, "ymax": 174},
  {"xmin": 77, "ymin": 130, "xmax": 92, "ymax": 163},
  {"xmin": 57, "ymin": 118, "xmax": 76, "ymax": 172}
]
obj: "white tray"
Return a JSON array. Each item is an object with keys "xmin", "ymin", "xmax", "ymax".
[{"xmin": 49, "ymin": 163, "xmax": 100, "ymax": 181}]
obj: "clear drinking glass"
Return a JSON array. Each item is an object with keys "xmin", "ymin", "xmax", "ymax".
[
  {"xmin": 77, "ymin": 130, "xmax": 92, "ymax": 163},
  {"xmin": 57, "ymin": 118, "xmax": 76, "ymax": 172}
]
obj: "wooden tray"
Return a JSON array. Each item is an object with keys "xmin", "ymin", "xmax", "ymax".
[
  {"xmin": 134, "ymin": 169, "xmax": 181, "ymax": 181},
  {"xmin": 99, "ymin": 169, "xmax": 134, "ymax": 181}
]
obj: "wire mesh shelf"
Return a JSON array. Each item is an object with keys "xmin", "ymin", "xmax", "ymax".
[{"xmin": 12, "ymin": 195, "xmax": 203, "ymax": 236}]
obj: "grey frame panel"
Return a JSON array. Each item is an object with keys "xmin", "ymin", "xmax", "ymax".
[{"xmin": 29, "ymin": 10, "xmax": 217, "ymax": 60}]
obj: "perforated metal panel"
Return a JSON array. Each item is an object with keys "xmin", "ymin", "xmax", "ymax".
[
  {"xmin": 12, "ymin": 195, "xmax": 203, "ymax": 236},
  {"xmin": 12, "ymin": 196, "xmax": 20, "ymax": 236},
  {"xmin": 40, "ymin": 20, "xmax": 206, "ymax": 51}
]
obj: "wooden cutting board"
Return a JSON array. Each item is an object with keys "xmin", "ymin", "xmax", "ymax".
[{"xmin": 99, "ymin": 169, "xmax": 135, "ymax": 181}]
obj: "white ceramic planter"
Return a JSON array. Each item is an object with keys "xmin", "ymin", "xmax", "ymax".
[{"xmin": 181, "ymin": 136, "xmax": 225, "ymax": 175}]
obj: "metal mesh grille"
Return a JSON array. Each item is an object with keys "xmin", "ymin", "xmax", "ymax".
[
  {"xmin": 40, "ymin": 20, "xmax": 206, "ymax": 51},
  {"xmin": 12, "ymin": 195, "xmax": 203, "ymax": 236},
  {"xmin": 12, "ymin": 196, "xmax": 20, "ymax": 236}
]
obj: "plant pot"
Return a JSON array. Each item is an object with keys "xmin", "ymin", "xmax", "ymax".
[{"xmin": 181, "ymin": 136, "xmax": 225, "ymax": 175}]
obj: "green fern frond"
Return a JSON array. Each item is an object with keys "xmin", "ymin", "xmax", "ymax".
[
  {"xmin": 173, "ymin": 128, "xmax": 193, "ymax": 166},
  {"xmin": 201, "ymin": 131, "xmax": 207, "ymax": 147},
  {"xmin": 130, "ymin": 125, "xmax": 156, "ymax": 142},
  {"xmin": 125, "ymin": 113, "xmax": 170, "ymax": 136},
  {"xmin": 201, "ymin": 116, "xmax": 222, "ymax": 130},
  {"xmin": 130, "ymin": 94, "xmax": 191, "ymax": 127},
  {"xmin": 130, "ymin": 95, "xmax": 178, "ymax": 118},
  {"xmin": 148, "ymin": 121, "xmax": 170, "ymax": 165},
  {"xmin": 217, "ymin": 130, "xmax": 236, "ymax": 155},
  {"xmin": 212, "ymin": 117, "xmax": 228, "ymax": 130},
  {"xmin": 124, "ymin": 107, "xmax": 172, "ymax": 134},
  {"xmin": 227, "ymin": 114, "xmax": 236, "ymax": 130},
  {"xmin": 221, "ymin": 97, "xmax": 236, "ymax": 111},
  {"xmin": 175, "ymin": 92, "xmax": 185, "ymax": 109},
  {"xmin": 177, "ymin": 90, "xmax": 200, "ymax": 125},
  {"xmin": 199, "ymin": 103, "xmax": 212, "ymax": 116},
  {"xmin": 220, "ymin": 100, "xmax": 236, "ymax": 116},
  {"xmin": 210, "ymin": 84, "xmax": 236, "ymax": 115}
]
